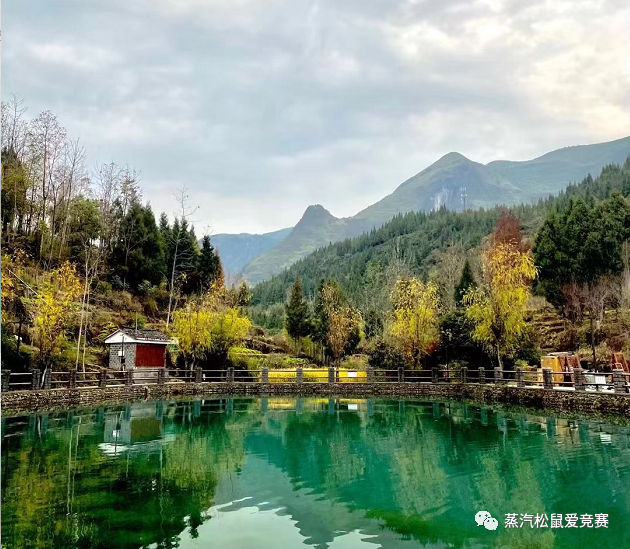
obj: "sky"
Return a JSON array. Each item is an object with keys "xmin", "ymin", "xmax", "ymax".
[{"xmin": 3, "ymin": 0, "xmax": 630, "ymax": 235}]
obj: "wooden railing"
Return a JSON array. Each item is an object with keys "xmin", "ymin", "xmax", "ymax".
[{"xmin": 1, "ymin": 366, "xmax": 629, "ymax": 394}]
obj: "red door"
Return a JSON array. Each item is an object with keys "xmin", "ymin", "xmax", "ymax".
[{"xmin": 135, "ymin": 344, "xmax": 166, "ymax": 367}]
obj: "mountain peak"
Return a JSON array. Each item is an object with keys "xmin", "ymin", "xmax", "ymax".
[
  {"xmin": 435, "ymin": 151, "xmax": 471, "ymax": 164},
  {"xmin": 298, "ymin": 204, "xmax": 336, "ymax": 225}
]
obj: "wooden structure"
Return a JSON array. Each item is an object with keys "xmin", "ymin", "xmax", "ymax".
[
  {"xmin": 540, "ymin": 352, "xmax": 580, "ymax": 384},
  {"xmin": 612, "ymin": 352, "xmax": 630, "ymax": 374}
]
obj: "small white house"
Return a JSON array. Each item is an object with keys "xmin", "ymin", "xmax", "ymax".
[{"xmin": 104, "ymin": 328, "xmax": 173, "ymax": 377}]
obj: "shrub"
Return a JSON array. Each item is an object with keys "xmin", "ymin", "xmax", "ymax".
[
  {"xmin": 367, "ymin": 340, "xmax": 406, "ymax": 371},
  {"xmin": 340, "ymin": 354, "xmax": 368, "ymax": 371}
]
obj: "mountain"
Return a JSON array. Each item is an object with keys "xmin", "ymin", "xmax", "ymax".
[
  {"xmin": 353, "ymin": 152, "xmax": 525, "ymax": 226},
  {"xmin": 251, "ymin": 161, "xmax": 630, "ymax": 310},
  {"xmin": 487, "ymin": 135, "xmax": 630, "ymax": 197},
  {"xmin": 211, "ymin": 227, "xmax": 292, "ymax": 283},
  {"xmin": 241, "ymin": 205, "xmax": 362, "ymax": 285},
  {"xmin": 238, "ymin": 136, "xmax": 630, "ymax": 284}
]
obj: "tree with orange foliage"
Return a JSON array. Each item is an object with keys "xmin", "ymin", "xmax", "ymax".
[{"xmin": 464, "ymin": 216, "xmax": 536, "ymax": 369}]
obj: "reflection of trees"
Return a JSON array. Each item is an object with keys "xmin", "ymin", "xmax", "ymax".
[
  {"xmin": 2, "ymin": 400, "xmax": 630, "ymax": 549},
  {"xmin": 1, "ymin": 401, "xmax": 258, "ymax": 549},
  {"xmin": 246, "ymin": 401, "xmax": 630, "ymax": 549}
]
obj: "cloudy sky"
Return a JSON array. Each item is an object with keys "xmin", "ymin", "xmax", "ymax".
[{"xmin": 3, "ymin": 0, "xmax": 630, "ymax": 234}]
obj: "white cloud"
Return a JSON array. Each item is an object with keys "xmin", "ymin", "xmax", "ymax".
[
  {"xmin": 28, "ymin": 42, "xmax": 120, "ymax": 71},
  {"xmin": 3, "ymin": 0, "xmax": 628, "ymax": 234}
]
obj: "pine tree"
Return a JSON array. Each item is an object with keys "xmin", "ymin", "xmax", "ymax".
[
  {"xmin": 200, "ymin": 236, "xmax": 223, "ymax": 288},
  {"xmin": 454, "ymin": 259, "xmax": 475, "ymax": 306},
  {"xmin": 285, "ymin": 277, "xmax": 310, "ymax": 346}
]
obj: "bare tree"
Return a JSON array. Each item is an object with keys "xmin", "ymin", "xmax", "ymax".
[
  {"xmin": 579, "ymin": 276, "xmax": 620, "ymax": 369},
  {"xmin": 166, "ymin": 185, "xmax": 198, "ymax": 328},
  {"xmin": 94, "ymin": 161, "xmax": 125, "ymax": 257},
  {"xmin": 56, "ymin": 139, "xmax": 87, "ymax": 261},
  {"xmin": 29, "ymin": 110, "xmax": 67, "ymax": 259},
  {"xmin": 1, "ymin": 94, "xmax": 27, "ymax": 154},
  {"xmin": 429, "ymin": 242, "xmax": 465, "ymax": 312}
]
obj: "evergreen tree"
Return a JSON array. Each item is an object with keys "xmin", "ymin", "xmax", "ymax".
[
  {"xmin": 197, "ymin": 235, "xmax": 223, "ymax": 291},
  {"xmin": 235, "ymin": 281, "xmax": 251, "ymax": 307},
  {"xmin": 285, "ymin": 277, "xmax": 310, "ymax": 344},
  {"xmin": 111, "ymin": 204, "xmax": 166, "ymax": 290},
  {"xmin": 454, "ymin": 259, "xmax": 475, "ymax": 306},
  {"xmin": 364, "ymin": 308, "xmax": 383, "ymax": 340}
]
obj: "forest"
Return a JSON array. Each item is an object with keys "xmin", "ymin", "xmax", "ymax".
[
  {"xmin": 1, "ymin": 97, "xmax": 247, "ymax": 374},
  {"xmin": 2, "ymin": 95, "xmax": 630, "ymax": 377}
]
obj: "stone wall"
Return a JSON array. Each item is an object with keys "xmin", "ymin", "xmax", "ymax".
[
  {"xmin": 2, "ymin": 382, "xmax": 629, "ymax": 417},
  {"xmin": 107, "ymin": 342, "xmax": 136, "ymax": 370}
]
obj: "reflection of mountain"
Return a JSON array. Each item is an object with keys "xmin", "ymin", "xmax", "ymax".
[{"xmin": 2, "ymin": 399, "xmax": 630, "ymax": 549}]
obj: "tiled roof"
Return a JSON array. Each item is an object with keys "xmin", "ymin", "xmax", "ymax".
[{"xmin": 119, "ymin": 328, "xmax": 171, "ymax": 342}]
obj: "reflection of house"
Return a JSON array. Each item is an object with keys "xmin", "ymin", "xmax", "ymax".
[
  {"xmin": 101, "ymin": 403, "xmax": 165, "ymax": 456},
  {"xmin": 104, "ymin": 328, "xmax": 172, "ymax": 381}
]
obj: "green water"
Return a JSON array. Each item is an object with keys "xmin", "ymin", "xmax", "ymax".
[{"xmin": 1, "ymin": 398, "xmax": 629, "ymax": 549}]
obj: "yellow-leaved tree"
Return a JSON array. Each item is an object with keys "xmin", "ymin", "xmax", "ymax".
[
  {"xmin": 171, "ymin": 283, "xmax": 252, "ymax": 370},
  {"xmin": 320, "ymin": 282, "xmax": 362, "ymax": 365},
  {"xmin": 1, "ymin": 254, "xmax": 17, "ymax": 325},
  {"xmin": 464, "ymin": 243, "xmax": 536, "ymax": 369},
  {"xmin": 34, "ymin": 262, "xmax": 82, "ymax": 371},
  {"xmin": 386, "ymin": 277, "xmax": 440, "ymax": 369}
]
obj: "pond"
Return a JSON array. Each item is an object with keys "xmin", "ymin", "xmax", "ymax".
[{"xmin": 1, "ymin": 397, "xmax": 629, "ymax": 549}]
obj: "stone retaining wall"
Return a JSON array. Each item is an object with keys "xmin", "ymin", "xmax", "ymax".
[{"xmin": 2, "ymin": 382, "xmax": 629, "ymax": 416}]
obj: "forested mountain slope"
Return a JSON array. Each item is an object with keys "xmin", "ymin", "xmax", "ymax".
[
  {"xmin": 241, "ymin": 137, "xmax": 630, "ymax": 284},
  {"xmin": 488, "ymin": 135, "xmax": 630, "ymax": 197},
  {"xmin": 251, "ymin": 161, "xmax": 630, "ymax": 311},
  {"xmin": 211, "ymin": 227, "xmax": 292, "ymax": 283}
]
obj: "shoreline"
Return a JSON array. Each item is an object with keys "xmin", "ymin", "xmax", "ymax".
[{"xmin": 2, "ymin": 382, "xmax": 629, "ymax": 418}]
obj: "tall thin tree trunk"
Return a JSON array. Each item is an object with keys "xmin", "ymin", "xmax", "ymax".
[
  {"xmin": 166, "ymin": 240, "xmax": 179, "ymax": 329},
  {"xmin": 76, "ymin": 248, "xmax": 90, "ymax": 369},
  {"xmin": 81, "ymin": 284, "xmax": 92, "ymax": 374},
  {"xmin": 590, "ymin": 316, "xmax": 596, "ymax": 370}
]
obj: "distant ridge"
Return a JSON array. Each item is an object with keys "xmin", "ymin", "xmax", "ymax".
[{"xmin": 215, "ymin": 135, "xmax": 630, "ymax": 284}]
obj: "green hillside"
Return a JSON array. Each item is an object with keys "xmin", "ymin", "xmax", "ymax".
[
  {"xmin": 251, "ymin": 161, "xmax": 630, "ymax": 310},
  {"xmin": 241, "ymin": 205, "xmax": 366, "ymax": 285},
  {"xmin": 354, "ymin": 152, "xmax": 525, "ymax": 225},
  {"xmin": 488, "ymin": 135, "xmax": 630, "ymax": 197},
  {"xmin": 211, "ymin": 227, "xmax": 292, "ymax": 282},
  {"xmin": 241, "ymin": 137, "xmax": 630, "ymax": 284}
]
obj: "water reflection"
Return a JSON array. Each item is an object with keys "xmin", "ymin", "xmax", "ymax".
[{"xmin": 2, "ymin": 398, "xmax": 629, "ymax": 549}]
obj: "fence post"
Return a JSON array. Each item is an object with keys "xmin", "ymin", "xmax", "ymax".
[
  {"xmin": 328, "ymin": 366, "xmax": 335, "ymax": 383},
  {"xmin": 461, "ymin": 367, "xmax": 467, "ymax": 384},
  {"xmin": 573, "ymin": 368, "xmax": 585, "ymax": 391},
  {"xmin": 43, "ymin": 368, "xmax": 51, "ymax": 390},
  {"xmin": 296, "ymin": 366, "xmax": 303, "ymax": 383},
  {"xmin": 195, "ymin": 367, "xmax": 202, "ymax": 383},
  {"xmin": 31, "ymin": 369, "xmax": 41, "ymax": 390},
  {"xmin": 516, "ymin": 367, "xmax": 524, "ymax": 388},
  {"xmin": 542, "ymin": 367, "xmax": 553, "ymax": 390},
  {"xmin": 227, "ymin": 367, "xmax": 234, "ymax": 383},
  {"xmin": 431, "ymin": 367, "xmax": 439, "ymax": 384},
  {"xmin": 398, "ymin": 367, "xmax": 404, "ymax": 383},
  {"xmin": 2, "ymin": 369, "xmax": 10, "ymax": 392},
  {"xmin": 479, "ymin": 368, "xmax": 486, "ymax": 384},
  {"xmin": 612, "ymin": 369, "xmax": 626, "ymax": 394},
  {"xmin": 125, "ymin": 369, "xmax": 134, "ymax": 387},
  {"xmin": 494, "ymin": 367, "xmax": 502, "ymax": 384},
  {"xmin": 262, "ymin": 367, "xmax": 269, "ymax": 384},
  {"xmin": 366, "ymin": 366, "xmax": 373, "ymax": 383},
  {"xmin": 69, "ymin": 368, "xmax": 77, "ymax": 389},
  {"xmin": 99, "ymin": 368, "xmax": 107, "ymax": 388}
]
